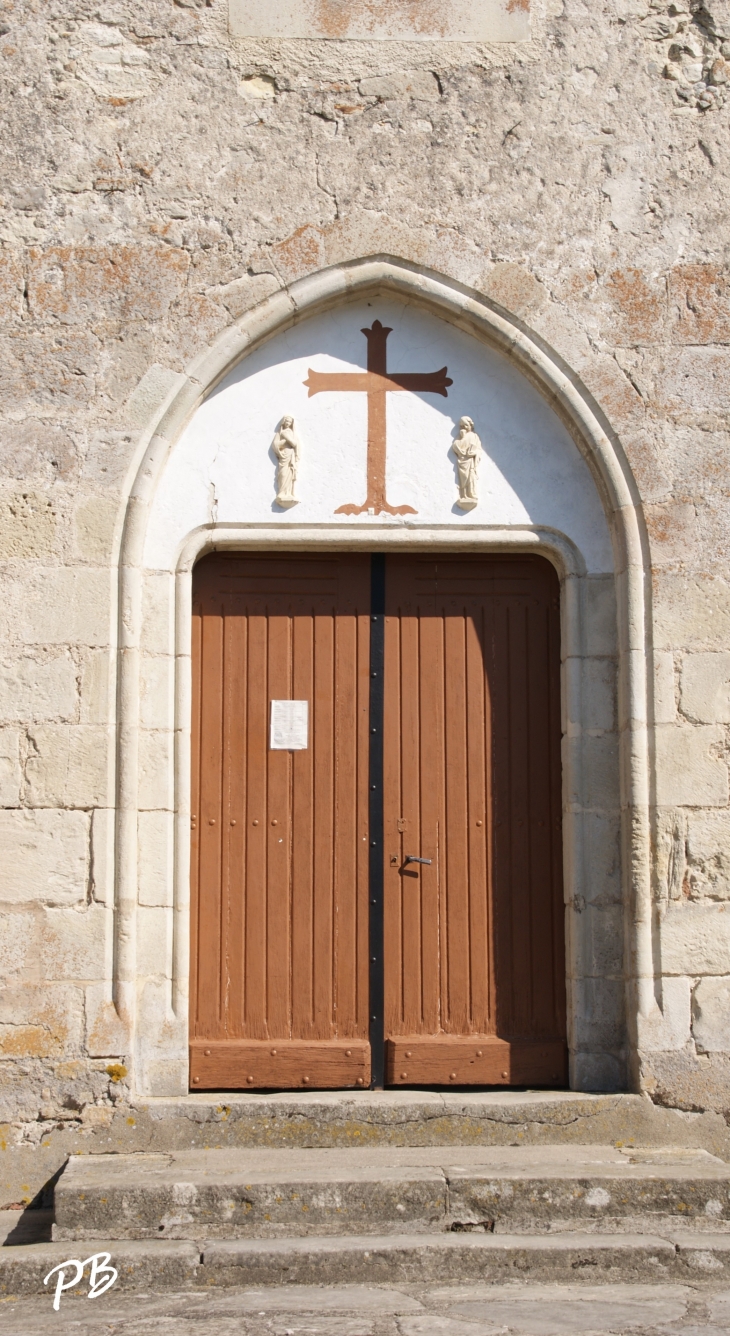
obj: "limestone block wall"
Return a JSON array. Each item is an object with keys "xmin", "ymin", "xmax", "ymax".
[{"xmin": 1, "ymin": 0, "xmax": 730, "ymax": 1131}]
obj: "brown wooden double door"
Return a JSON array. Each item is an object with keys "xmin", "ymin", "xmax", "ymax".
[{"xmin": 190, "ymin": 552, "xmax": 566, "ymax": 1090}]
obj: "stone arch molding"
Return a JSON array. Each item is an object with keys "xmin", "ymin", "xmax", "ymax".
[{"xmin": 114, "ymin": 256, "xmax": 653, "ymax": 1098}]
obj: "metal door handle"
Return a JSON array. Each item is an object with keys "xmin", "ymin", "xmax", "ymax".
[{"xmin": 404, "ymin": 855, "xmax": 431, "ymax": 865}]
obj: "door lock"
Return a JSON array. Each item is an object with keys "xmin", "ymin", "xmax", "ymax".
[{"xmin": 404, "ymin": 855, "xmax": 432, "ymax": 866}]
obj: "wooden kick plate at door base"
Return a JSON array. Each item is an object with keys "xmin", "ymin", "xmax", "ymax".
[
  {"xmin": 385, "ymin": 1037, "xmax": 568, "ymax": 1087},
  {"xmin": 190, "ymin": 1040, "xmax": 371, "ymax": 1090}
]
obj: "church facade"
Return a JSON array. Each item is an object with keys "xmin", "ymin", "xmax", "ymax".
[{"xmin": 3, "ymin": 0, "xmax": 730, "ymax": 1155}]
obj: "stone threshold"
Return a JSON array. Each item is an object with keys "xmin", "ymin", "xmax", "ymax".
[
  {"xmin": 126, "ymin": 1090, "xmax": 723, "ymax": 1153},
  {"xmin": 126, "ymin": 1084, "xmax": 705, "ymax": 1138},
  {"xmin": 136, "ymin": 1089, "xmax": 614, "ymax": 1109},
  {"xmin": 125, "ymin": 1090, "xmax": 654, "ymax": 1150}
]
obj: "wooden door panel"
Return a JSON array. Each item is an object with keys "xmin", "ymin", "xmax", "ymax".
[
  {"xmin": 385, "ymin": 1037, "xmax": 567, "ymax": 1086},
  {"xmin": 383, "ymin": 555, "xmax": 565, "ymax": 1086},
  {"xmin": 190, "ymin": 554, "xmax": 371, "ymax": 1089},
  {"xmin": 190, "ymin": 1039, "xmax": 370, "ymax": 1090},
  {"xmin": 192, "ymin": 551, "xmax": 566, "ymax": 1092}
]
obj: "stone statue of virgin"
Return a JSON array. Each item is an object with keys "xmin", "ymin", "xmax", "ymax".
[{"xmin": 272, "ymin": 415, "xmax": 301, "ymax": 508}]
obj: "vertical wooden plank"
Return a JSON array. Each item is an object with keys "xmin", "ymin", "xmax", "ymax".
[
  {"xmin": 383, "ymin": 583, "xmax": 404, "ymax": 1039},
  {"xmin": 333, "ymin": 601, "xmax": 358, "ymax": 1035},
  {"xmin": 442, "ymin": 598, "xmax": 470, "ymax": 1034},
  {"xmin": 464, "ymin": 599, "xmax": 490, "ymax": 1034},
  {"xmin": 313, "ymin": 611, "xmax": 335, "ymax": 1038},
  {"xmin": 291, "ymin": 611, "xmax": 314, "ymax": 1038},
  {"xmin": 482, "ymin": 593, "xmax": 498, "ymax": 1035},
  {"xmin": 417, "ymin": 593, "xmax": 444, "ymax": 1038},
  {"xmin": 222, "ymin": 612, "xmax": 247, "ymax": 1035},
  {"xmin": 355, "ymin": 597, "xmax": 372, "ymax": 1041},
  {"xmin": 386, "ymin": 556, "xmax": 451, "ymax": 1041},
  {"xmin": 490, "ymin": 589, "xmax": 510, "ymax": 1042},
  {"xmin": 266, "ymin": 614, "xmax": 292, "ymax": 1037},
  {"xmin": 196, "ymin": 608, "xmax": 224, "ymax": 1038},
  {"xmin": 244, "ymin": 612, "xmax": 268, "ymax": 1038},
  {"xmin": 400, "ymin": 606, "xmax": 425, "ymax": 1032},
  {"xmin": 189, "ymin": 602, "xmax": 203, "ymax": 1037}
]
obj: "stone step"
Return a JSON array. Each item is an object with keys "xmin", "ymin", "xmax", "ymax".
[
  {"xmin": 4, "ymin": 1231, "xmax": 730, "ymax": 1296},
  {"xmin": 200, "ymin": 1231, "xmax": 730, "ymax": 1287},
  {"xmin": 0, "ymin": 1240, "xmax": 201, "ymax": 1299},
  {"xmin": 9, "ymin": 1091, "xmax": 730, "ymax": 1219},
  {"xmin": 53, "ymin": 1145, "xmax": 730, "ymax": 1242}
]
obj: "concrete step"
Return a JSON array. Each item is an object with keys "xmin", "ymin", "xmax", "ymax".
[
  {"xmin": 4, "ymin": 1231, "xmax": 730, "ymax": 1296},
  {"xmin": 53, "ymin": 1145, "xmax": 730, "ymax": 1241}
]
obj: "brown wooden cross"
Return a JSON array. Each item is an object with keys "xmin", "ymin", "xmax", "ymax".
[{"xmin": 303, "ymin": 320, "xmax": 453, "ymax": 515}]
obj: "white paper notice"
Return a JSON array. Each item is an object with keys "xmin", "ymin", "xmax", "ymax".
[{"xmin": 270, "ymin": 700, "xmax": 309, "ymax": 750}]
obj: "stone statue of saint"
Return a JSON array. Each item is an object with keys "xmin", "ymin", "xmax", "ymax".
[
  {"xmin": 272, "ymin": 415, "xmax": 301, "ymax": 508},
  {"xmin": 452, "ymin": 416, "xmax": 482, "ymax": 511}
]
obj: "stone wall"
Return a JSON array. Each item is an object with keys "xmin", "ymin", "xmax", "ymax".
[{"xmin": 2, "ymin": 0, "xmax": 730, "ymax": 1144}]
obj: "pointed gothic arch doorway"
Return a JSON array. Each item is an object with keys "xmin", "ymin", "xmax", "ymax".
[
  {"xmin": 189, "ymin": 549, "xmax": 566, "ymax": 1090},
  {"xmin": 114, "ymin": 257, "xmax": 649, "ymax": 1101}
]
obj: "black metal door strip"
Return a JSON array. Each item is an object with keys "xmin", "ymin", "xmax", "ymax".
[{"xmin": 368, "ymin": 553, "xmax": 386, "ymax": 1089}]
